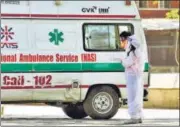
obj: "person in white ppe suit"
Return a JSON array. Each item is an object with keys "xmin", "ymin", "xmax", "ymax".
[{"xmin": 119, "ymin": 31, "xmax": 144, "ymax": 124}]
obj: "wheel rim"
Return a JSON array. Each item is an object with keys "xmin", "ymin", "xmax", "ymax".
[{"xmin": 92, "ymin": 92, "xmax": 113, "ymax": 114}]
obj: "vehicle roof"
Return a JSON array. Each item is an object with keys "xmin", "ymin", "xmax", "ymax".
[{"xmin": 1, "ymin": 0, "xmax": 140, "ymax": 19}]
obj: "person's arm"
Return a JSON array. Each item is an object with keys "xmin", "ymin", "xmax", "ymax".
[{"xmin": 121, "ymin": 53, "xmax": 136, "ymax": 68}]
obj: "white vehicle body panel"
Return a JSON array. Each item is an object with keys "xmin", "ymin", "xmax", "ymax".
[{"xmin": 1, "ymin": 1, "xmax": 149, "ymax": 103}]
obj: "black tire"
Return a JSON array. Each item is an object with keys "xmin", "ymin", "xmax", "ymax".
[
  {"xmin": 62, "ymin": 104, "xmax": 88, "ymax": 119},
  {"xmin": 83, "ymin": 86, "xmax": 119, "ymax": 119}
]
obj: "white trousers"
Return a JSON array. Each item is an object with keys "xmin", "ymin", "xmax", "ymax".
[{"xmin": 125, "ymin": 73, "xmax": 144, "ymax": 119}]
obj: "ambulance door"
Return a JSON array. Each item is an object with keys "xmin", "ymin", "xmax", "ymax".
[
  {"xmin": 31, "ymin": 20, "xmax": 81, "ymax": 101},
  {"xmin": 1, "ymin": 20, "xmax": 33, "ymax": 101},
  {"xmin": 81, "ymin": 23, "xmax": 128, "ymax": 86}
]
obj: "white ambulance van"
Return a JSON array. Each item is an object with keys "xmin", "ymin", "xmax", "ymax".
[{"xmin": 1, "ymin": 0, "xmax": 150, "ymax": 119}]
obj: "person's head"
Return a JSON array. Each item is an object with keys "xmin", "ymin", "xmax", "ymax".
[{"xmin": 119, "ymin": 31, "xmax": 132, "ymax": 42}]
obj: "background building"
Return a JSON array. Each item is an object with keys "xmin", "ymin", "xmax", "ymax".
[
  {"xmin": 136, "ymin": 0, "xmax": 179, "ymax": 18},
  {"xmin": 135, "ymin": 0, "xmax": 179, "ymax": 71}
]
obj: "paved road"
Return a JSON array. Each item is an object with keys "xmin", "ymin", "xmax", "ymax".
[
  {"xmin": 1, "ymin": 118, "xmax": 179, "ymax": 126},
  {"xmin": 1, "ymin": 105, "xmax": 179, "ymax": 126}
]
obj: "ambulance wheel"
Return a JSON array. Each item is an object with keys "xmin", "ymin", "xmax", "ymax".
[
  {"xmin": 62, "ymin": 104, "xmax": 88, "ymax": 119},
  {"xmin": 83, "ymin": 86, "xmax": 119, "ymax": 119}
]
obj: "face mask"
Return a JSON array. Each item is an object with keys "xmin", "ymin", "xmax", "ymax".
[{"xmin": 125, "ymin": 41, "xmax": 130, "ymax": 52}]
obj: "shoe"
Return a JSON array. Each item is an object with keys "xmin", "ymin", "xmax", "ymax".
[{"xmin": 123, "ymin": 118, "xmax": 142, "ymax": 124}]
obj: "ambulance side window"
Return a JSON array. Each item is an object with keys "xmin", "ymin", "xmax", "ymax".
[{"xmin": 83, "ymin": 23, "xmax": 133, "ymax": 51}]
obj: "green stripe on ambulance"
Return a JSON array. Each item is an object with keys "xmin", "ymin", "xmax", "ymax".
[{"xmin": 1, "ymin": 63, "xmax": 149, "ymax": 72}]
